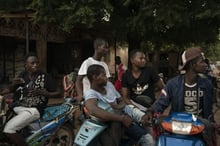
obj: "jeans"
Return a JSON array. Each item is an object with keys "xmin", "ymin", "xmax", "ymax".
[
  {"xmin": 125, "ymin": 124, "xmax": 153, "ymax": 146},
  {"xmin": 123, "ymin": 105, "xmax": 154, "ymax": 146}
]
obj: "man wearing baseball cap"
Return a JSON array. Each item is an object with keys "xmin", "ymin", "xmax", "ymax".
[{"xmin": 147, "ymin": 47, "xmax": 216, "ymax": 146}]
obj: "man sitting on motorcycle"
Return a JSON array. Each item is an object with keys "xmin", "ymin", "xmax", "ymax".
[
  {"xmin": 3, "ymin": 52, "xmax": 61, "ymax": 146},
  {"xmin": 147, "ymin": 47, "xmax": 216, "ymax": 146},
  {"xmin": 84, "ymin": 64, "xmax": 153, "ymax": 146}
]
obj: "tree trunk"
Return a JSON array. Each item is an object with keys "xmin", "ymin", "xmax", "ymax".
[
  {"xmin": 127, "ymin": 33, "xmax": 142, "ymax": 53},
  {"xmin": 152, "ymin": 50, "xmax": 160, "ymax": 73},
  {"xmin": 126, "ymin": 33, "xmax": 142, "ymax": 69}
]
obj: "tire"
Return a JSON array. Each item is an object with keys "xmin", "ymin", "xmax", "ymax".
[
  {"xmin": 41, "ymin": 124, "xmax": 74, "ymax": 146},
  {"xmin": 0, "ymin": 133, "xmax": 13, "ymax": 146}
]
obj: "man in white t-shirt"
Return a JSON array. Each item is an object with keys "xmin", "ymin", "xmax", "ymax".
[
  {"xmin": 75, "ymin": 38, "xmax": 111, "ymax": 102},
  {"xmin": 84, "ymin": 64, "xmax": 153, "ymax": 146}
]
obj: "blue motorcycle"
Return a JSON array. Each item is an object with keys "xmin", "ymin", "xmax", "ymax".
[
  {"xmin": 153, "ymin": 112, "xmax": 207, "ymax": 146},
  {"xmin": 0, "ymin": 93, "xmax": 79, "ymax": 146},
  {"xmin": 73, "ymin": 100, "xmax": 111, "ymax": 146},
  {"xmin": 73, "ymin": 100, "xmax": 146, "ymax": 146}
]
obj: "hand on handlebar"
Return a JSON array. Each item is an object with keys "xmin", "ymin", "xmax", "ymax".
[
  {"xmin": 121, "ymin": 115, "xmax": 133, "ymax": 128},
  {"xmin": 141, "ymin": 111, "xmax": 152, "ymax": 126},
  {"xmin": 12, "ymin": 77, "xmax": 25, "ymax": 85},
  {"xmin": 0, "ymin": 87, "xmax": 10, "ymax": 95}
]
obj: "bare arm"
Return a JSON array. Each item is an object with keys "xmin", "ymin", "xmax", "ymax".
[
  {"xmin": 75, "ymin": 75, "xmax": 84, "ymax": 102},
  {"xmin": 155, "ymin": 79, "xmax": 164, "ymax": 91},
  {"xmin": 63, "ymin": 75, "xmax": 73, "ymax": 92},
  {"xmin": 121, "ymin": 87, "xmax": 143, "ymax": 109},
  {"xmin": 0, "ymin": 86, "xmax": 10, "ymax": 95},
  {"xmin": 85, "ymin": 98, "xmax": 132, "ymax": 127},
  {"xmin": 121, "ymin": 87, "xmax": 133, "ymax": 105},
  {"xmin": 43, "ymin": 89, "xmax": 61, "ymax": 98},
  {"xmin": 29, "ymin": 75, "xmax": 61, "ymax": 98},
  {"xmin": 110, "ymin": 97, "xmax": 126, "ymax": 110},
  {"xmin": 30, "ymin": 87, "xmax": 61, "ymax": 98},
  {"xmin": 0, "ymin": 78, "xmax": 26, "ymax": 95}
]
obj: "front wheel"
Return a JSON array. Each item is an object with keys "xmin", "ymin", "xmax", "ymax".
[{"xmin": 42, "ymin": 124, "xmax": 74, "ymax": 146}]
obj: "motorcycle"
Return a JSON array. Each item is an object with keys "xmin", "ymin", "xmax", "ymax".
[
  {"xmin": 73, "ymin": 99, "xmax": 151, "ymax": 146},
  {"xmin": 0, "ymin": 90, "xmax": 79, "ymax": 146},
  {"xmin": 153, "ymin": 112, "xmax": 215, "ymax": 146}
]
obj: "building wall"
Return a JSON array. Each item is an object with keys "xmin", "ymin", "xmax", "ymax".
[
  {"xmin": 0, "ymin": 37, "xmax": 36, "ymax": 83},
  {"xmin": 106, "ymin": 45, "xmax": 128, "ymax": 78}
]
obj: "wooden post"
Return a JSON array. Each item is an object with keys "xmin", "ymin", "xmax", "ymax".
[
  {"xmin": 25, "ymin": 18, "xmax": 29, "ymax": 54},
  {"xmin": 153, "ymin": 50, "xmax": 160, "ymax": 73},
  {"xmin": 36, "ymin": 24, "xmax": 47, "ymax": 72}
]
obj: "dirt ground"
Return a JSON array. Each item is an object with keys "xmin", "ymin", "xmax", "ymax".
[{"xmin": 48, "ymin": 98, "xmax": 220, "ymax": 146}]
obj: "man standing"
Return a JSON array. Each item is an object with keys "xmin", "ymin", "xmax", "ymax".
[
  {"xmin": 75, "ymin": 38, "xmax": 110, "ymax": 102},
  {"xmin": 74, "ymin": 38, "xmax": 111, "ymax": 133}
]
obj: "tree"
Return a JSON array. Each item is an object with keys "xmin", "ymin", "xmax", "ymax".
[
  {"xmin": 112, "ymin": 0, "xmax": 220, "ymax": 50},
  {"xmin": 0, "ymin": 0, "xmax": 31, "ymax": 11},
  {"xmin": 1, "ymin": 0, "xmax": 220, "ymax": 52}
]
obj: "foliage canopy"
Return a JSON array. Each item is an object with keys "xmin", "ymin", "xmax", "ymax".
[{"xmin": 0, "ymin": 0, "xmax": 220, "ymax": 52}]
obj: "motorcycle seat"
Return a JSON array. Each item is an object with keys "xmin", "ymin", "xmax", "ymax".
[{"xmin": 41, "ymin": 104, "xmax": 71, "ymax": 121}]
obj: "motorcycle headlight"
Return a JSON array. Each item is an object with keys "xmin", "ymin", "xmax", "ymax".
[
  {"xmin": 161, "ymin": 118, "xmax": 205, "ymax": 135},
  {"xmin": 171, "ymin": 121, "xmax": 192, "ymax": 134}
]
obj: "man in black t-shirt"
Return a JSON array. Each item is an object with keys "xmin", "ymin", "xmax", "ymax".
[
  {"xmin": 3, "ymin": 52, "xmax": 61, "ymax": 146},
  {"xmin": 121, "ymin": 49, "xmax": 164, "ymax": 111}
]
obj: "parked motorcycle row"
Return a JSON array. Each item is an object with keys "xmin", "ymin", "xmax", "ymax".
[
  {"xmin": 0, "ymin": 84, "xmax": 220, "ymax": 146},
  {"xmin": 73, "ymin": 103, "xmax": 220, "ymax": 146},
  {"xmin": 0, "ymin": 91, "xmax": 79, "ymax": 146}
]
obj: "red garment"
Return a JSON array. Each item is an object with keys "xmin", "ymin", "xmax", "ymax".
[
  {"xmin": 114, "ymin": 79, "xmax": 121, "ymax": 91},
  {"xmin": 117, "ymin": 64, "xmax": 124, "ymax": 81},
  {"xmin": 114, "ymin": 63, "xmax": 126, "ymax": 91}
]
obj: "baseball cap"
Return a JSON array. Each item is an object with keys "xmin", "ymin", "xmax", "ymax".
[{"xmin": 178, "ymin": 47, "xmax": 204, "ymax": 70}]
